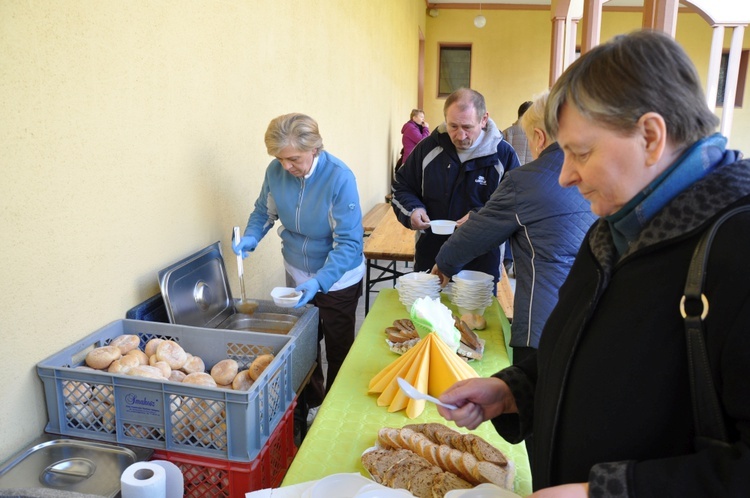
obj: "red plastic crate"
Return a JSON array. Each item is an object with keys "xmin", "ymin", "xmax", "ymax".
[{"xmin": 151, "ymin": 400, "xmax": 297, "ymax": 497}]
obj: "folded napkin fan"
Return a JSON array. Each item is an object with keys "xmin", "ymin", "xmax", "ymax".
[{"xmin": 368, "ymin": 332, "xmax": 478, "ymax": 418}]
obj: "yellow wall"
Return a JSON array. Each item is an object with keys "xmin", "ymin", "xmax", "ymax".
[
  {"xmin": 424, "ymin": 9, "xmax": 553, "ymax": 132},
  {"xmin": 2, "ymin": 0, "xmax": 749, "ymax": 464},
  {"xmin": 424, "ymin": 8, "xmax": 750, "ymax": 150},
  {"xmin": 0, "ymin": 0, "xmax": 425, "ymax": 461}
]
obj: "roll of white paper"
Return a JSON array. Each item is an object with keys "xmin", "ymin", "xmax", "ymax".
[
  {"xmin": 150, "ymin": 460, "xmax": 184, "ymax": 498},
  {"xmin": 121, "ymin": 461, "xmax": 167, "ymax": 498}
]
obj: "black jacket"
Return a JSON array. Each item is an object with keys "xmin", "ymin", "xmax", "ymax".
[
  {"xmin": 391, "ymin": 118, "xmax": 520, "ymax": 279},
  {"xmin": 494, "ymin": 159, "xmax": 750, "ymax": 496}
]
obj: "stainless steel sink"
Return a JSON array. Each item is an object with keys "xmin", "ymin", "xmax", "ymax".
[{"xmin": 218, "ymin": 312, "xmax": 298, "ymax": 334}]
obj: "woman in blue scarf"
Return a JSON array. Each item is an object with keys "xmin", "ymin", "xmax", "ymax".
[{"xmin": 436, "ymin": 30, "xmax": 750, "ymax": 497}]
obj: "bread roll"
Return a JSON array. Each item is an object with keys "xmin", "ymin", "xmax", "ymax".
[
  {"xmin": 248, "ymin": 354, "xmax": 274, "ymax": 380},
  {"xmin": 181, "ymin": 355, "xmax": 205, "ymax": 375},
  {"xmin": 189, "ymin": 399, "xmax": 224, "ymax": 429},
  {"xmin": 460, "ymin": 313, "xmax": 486, "ymax": 330},
  {"xmin": 85, "ymin": 345, "xmax": 122, "ymax": 370},
  {"xmin": 87, "ymin": 399, "xmax": 107, "ymax": 420},
  {"xmin": 155, "ymin": 340, "xmax": 187, "ymax": 369},
  {"xmin": 99, "ymin": 403, "xmax": 116, "ymax": 433},
  {"xmin": 168, "ymin": 370, "xmax": 187, "ymax": 383},
  {"xmin": 152, "ymin": 360, "xmax": 172, "ymax": 378},
  {"xmin": 109, "ymin": 334, "xmax": 140, "ymax": 354},
  {"xmin": 63, "ymin": 380, "xmax": 91, "ymax": 404},
  {"xmin": 170, "ymin": 400, "xmax": 191, "ymax": 442},
  {"xmin": 67, "ymin": 403, "xmax": 96, "ymax": 425},
  {"xmin": 182, "ymin": 372, "xmax": 217, "ymax": 387},
  {"xmin": 231, "ymin": 370, "xmax": 254, "ymax": 391},
  {"xmin": 107, "ymin": 359, "xmax": 130, "ymax": 374},
  {"xmin": 108, "ymin": 352, "xmax": 142, "ymax": 373},
  {"xmin": 91, "ymin": 384, "xmax": 114, "ymax": 404},
  {"xmin": 210, "ymin": 359, "xmax": 239, "ymax": 385},
  {"xmin": 126, "ymin": 365, "xmax": 165, "ymax": 380},
  {"xmin": 196, "ymin": 422, "xmax": 227, "ymax": 450},
  {"xmin": 144, "ymin": 338, "xmax": 164, "ymax": 357},
  {"xmin": 125, "ymin": 349, "xmax": 149, "ymax": 365}
]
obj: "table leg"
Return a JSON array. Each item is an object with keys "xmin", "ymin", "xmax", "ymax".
[{"xmin": 365, "ymin": 259, "xmax": 373, "ymax": 314}]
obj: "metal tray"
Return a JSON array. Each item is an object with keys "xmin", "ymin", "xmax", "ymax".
[
  {"xmin": 158, "ymin": 242, "xmax": 234, "ymax": 328},
  {"xmin": 0, "ymin": 435, "xmax": 151, "ymax": 497}
]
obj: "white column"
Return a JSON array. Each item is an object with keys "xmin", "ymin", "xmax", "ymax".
[
  {"xmin": 705, "ymin": 25, "xmax": 725, "ymax": 113},
  {"xmin": 581, "ymin": 0, "xmax": 604, "ymax": 54},
  {"xmin": 550, "ymin": 17, "xmax": 567, "ymax": 86},
  {"xmin": 652, "ymin": 0, "xmax": 679, "ymax": 36},
  {"xmin": 720, "ymin": 25, "xmax": 746, "ymax": 141},
  {"xmin": 564, "ymin": 18, "xmax": 580, "ymax": 71}
]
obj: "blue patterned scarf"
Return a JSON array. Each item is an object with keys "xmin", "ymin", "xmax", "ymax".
[{"xmin": 607, "ymin": 133, "xmax": 739, "ymax": 255}]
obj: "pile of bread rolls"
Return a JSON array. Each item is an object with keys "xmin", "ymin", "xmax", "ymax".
[
  {"xmin": 64, "ymin": 333, "xmax": 274, "ymax": 443},
  {"xmin": 361, "ymin": 423, "xmax": 515, "ymax": 497},
  {"xmin": 385, "ymin": 319, "xmax": 420, "ymax": 354}
]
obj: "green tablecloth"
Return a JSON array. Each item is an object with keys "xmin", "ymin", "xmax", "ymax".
[{"xmin": 282, "ymin": 289, "xmax": 532, "ymax": 496}]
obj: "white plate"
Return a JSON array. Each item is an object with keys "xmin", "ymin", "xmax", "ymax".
[
  {"xmin": 445, "ymin": 483, "xmax": 522, "ymax": 498},
  {"xmin": 305, "ymin": 473, "xmax": 375, "ymax": 498},
  {"xmin": 357, "ymin": 488, "xmax": 414, "ymax": 498}
]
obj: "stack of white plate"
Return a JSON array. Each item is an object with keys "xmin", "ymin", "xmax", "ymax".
[
  {"xmin": 396, "ymin": 272, "xmax": 441, "ymax": 309},
  {"xmin": 451, "ymin": 270, "xmax": 494, "ymax": 316}
]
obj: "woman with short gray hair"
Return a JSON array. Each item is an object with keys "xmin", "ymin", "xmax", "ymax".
[{"xmin": 436, "ymin": 30, "xmax": 750, "ymax": 497}]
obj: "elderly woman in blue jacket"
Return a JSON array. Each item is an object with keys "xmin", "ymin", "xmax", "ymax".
[
  {"xmin": 432, "ymin": 91, "xmax": 596, "ymax": 364},
  {"xmin": 234, "ymin": 113, "xmax": 364, "ymax": 409}
]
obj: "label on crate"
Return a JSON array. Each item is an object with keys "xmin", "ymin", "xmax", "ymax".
[{"xmin": 122, "ymin": 391, "xmax": 163, "ymax": 421}]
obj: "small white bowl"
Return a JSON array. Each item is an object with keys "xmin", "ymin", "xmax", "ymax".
[
  {"xmin": 445, "ymin": 483, "xmax": 522, "ymax": 498},
  {"xmin": 454, "ymin": 269, "xmax": 494, "ymax": 282},
  {"xmin": 270, "ymin": 287, "xmax": 302, "ymax": 308},
  {"xmin": 430, "ymin": 220, "xmax": 457, "ymax": 235}
]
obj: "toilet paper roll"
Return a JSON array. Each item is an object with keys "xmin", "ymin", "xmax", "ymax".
[
  {"xmin": 121, "ymin": 461, "xmax": 167, "ymax": 498},
  {"xmin": 150, "ymin": 459, "xmax": 184, "ymax": 498}
]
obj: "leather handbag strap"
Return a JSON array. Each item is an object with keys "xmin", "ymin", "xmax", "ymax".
[{"xmin": 681, "ymin": 205, "xmax": 750, "ymax": 448}]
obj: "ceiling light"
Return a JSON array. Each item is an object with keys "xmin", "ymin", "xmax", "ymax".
[{"xmin": 474, "ymin": 3, "xmax": 486, "ymax": 28}]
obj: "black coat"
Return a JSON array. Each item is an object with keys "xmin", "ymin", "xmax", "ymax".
[
  {"xmin": 493, "ymin": 159, "xmax": 750, "ymax": 496},
  {"xmin": 391, "ymin": 119, "xmax": 520, "ymax": 279}
]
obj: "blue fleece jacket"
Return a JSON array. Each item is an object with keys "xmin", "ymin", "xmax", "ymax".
[{"xmin": 243, "ymin": 150, "xmax": 364, "ymax": 293}]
